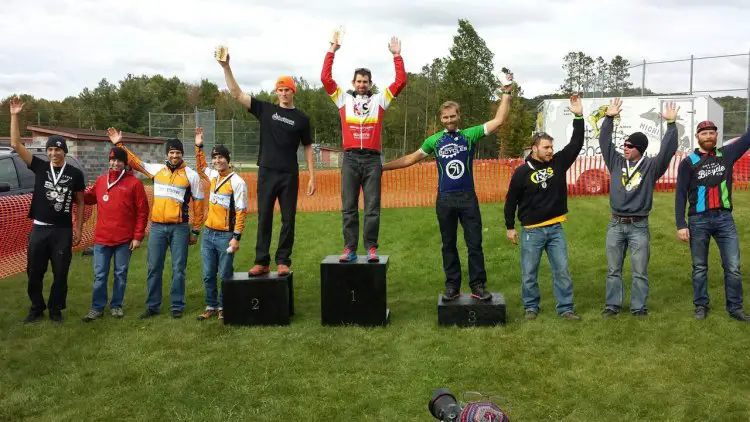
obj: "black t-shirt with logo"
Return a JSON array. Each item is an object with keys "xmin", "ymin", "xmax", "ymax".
[
  {"xmin": 249, "ymin": 99, "xmax": 313, "ymax": 173},
  {"xmin": 28, "ymin": 156, "xmax": 85, "ymax": 228}
]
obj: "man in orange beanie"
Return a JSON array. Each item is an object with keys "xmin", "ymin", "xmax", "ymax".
[{"xmin": 217, "ymin": 52, "xmax": 316, "ymax": 277}]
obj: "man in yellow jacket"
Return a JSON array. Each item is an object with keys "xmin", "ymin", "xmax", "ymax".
[
  {"xmin": 108, "ymin": 128, "xmax": 206, "ymax": 319},
  {"xmin": 193, "ymin": 127, "xmax": 248, "ymax": 321}
]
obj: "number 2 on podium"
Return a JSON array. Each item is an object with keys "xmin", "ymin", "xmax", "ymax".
[{"xmin": 251, "ymin": 298, "xmax": 260, "ymax": 310}]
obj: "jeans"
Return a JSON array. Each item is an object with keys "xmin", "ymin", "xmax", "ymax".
[
  {"xmin": 435, "ymin": 191, "xmax": 486, "ymax": 290},
  {"xmin": 605, "ymin": 218, "xmax": 650, "ymax": 313},
  {"xmin": 255, "ymin": 166, "xmax": 299, "ymax": 266},
  {"xmin": 688, "ymin": 210, "xmax": 743, "ymax": 313},
  {"xmin": 341, "ymin": 150, "xmax": 382, "ymax": 251},
  {"xmin": 520, "ymin": 223, "xmax": 575, "ymax": 314},
  {"xmin": 201, "ymin": 227, "xmax": 235, "ymax": 309},
  {"xmin": 91, "ymin": 242, "xmax": 133, "ymax": 312},
  {"xmin": 26, "ymin": 225, "xmax": 72, "ymax": 314},
  {"xmin": 145, "ymin": 222, "xmax": 190, "ymax": 312}
]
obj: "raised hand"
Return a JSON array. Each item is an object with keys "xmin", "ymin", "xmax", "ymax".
[
  {"xmin": 499, "ymin": 72, "xmax": 514, "ymax": 93},
  {"xmin": 388, "ymin": 36, "xmax": 401, "ymax": 55},
  {"xmin": 195, "ymin": 127, "xmax": 204, "ymax": 146},
  {"xmin": 569, "ymin": 94, "xmax": 583, "ymax": 116},
  {"xmin": 215, "ymin": 45, "xmax": 230, "ymax": 68},
  {"xmin": 106, "ymin": 127, "xmax": 122, "ymax": 145},
  {"xmin": 9, "ymin": 96, "xmax": 24, "ymax": 115},
  {"xmin": 661, "ymin": 102, "xmax": 679, "ymax": 121},
  {"xmin": 606, "ymin": 98, "xmax": 623, "ymax": 117}
]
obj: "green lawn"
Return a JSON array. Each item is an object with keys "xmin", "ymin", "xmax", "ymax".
[{"xmin": 2, "ymin": 192, "xmax": 750, "ymax": 421}]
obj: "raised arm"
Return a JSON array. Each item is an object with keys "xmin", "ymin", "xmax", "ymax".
[
  {"xmin": 217, "ymin": 53, "xmax": 252, "ymax": 109},
  {"xmin": 107, "ymin": 127, "xmax": 163, "ymax": 178},
  {"xmin": 9, "ymin": 97, "xmax": 32, "ymax": 166},
  {"xmin": 484, "ymin": 73, "xmax": 514, "ymax": 134},
  {"xmin": 386, "ymin": 37, "xmax": 407, "ymax": 98},
  {"xmin": 598, "ymin": 98, "xmax": 623, "ymax": 172},
  {"xmin": 654, "ymin": 102, "xmax": 679, "ymax": 178},
  {"xmin": 321, "ymin": 31, "xmax": 342, "ymax": 97},
  {"xmin": 557, "ymin": 94, "xmax": 585, "ymax": 169},
  {"xmin": 722, "ymin": 124, "xmax": 750, "ymax": 164},
  {"xmin": 194, "ymin": 127, "xmax": 209, "ymax": 176}
]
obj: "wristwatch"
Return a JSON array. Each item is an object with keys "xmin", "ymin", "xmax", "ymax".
[
  {"xmin": 191, "ymin": 229, "xmax": 200, "ymax": 236},
  {"xmin": 232, "ymin": 233, "xmax": 242, "ymax": 241}
]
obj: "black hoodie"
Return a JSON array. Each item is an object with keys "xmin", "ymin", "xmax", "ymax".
[{"xmin": 504, "ymin": 117, "xmax": 585, "ymax": 229}]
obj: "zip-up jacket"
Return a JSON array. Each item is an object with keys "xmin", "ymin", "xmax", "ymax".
[
  {"xmin": 321, "ymin": 51, "xmax": 407, "ymax": 151},
  {"xmin": 504, "ymin": 117, "xmax": 585, "ymax": 229},
  {"xmin": 84, "ymin": 169, "xmax": 150, "ymax": 246},
  {"xmin": 116, "ymin": 143, "xmax": 206, "ymax": 230},
  {"xmin": 195, "ymin": 146, "xmax": 248, "ymax": 234}
]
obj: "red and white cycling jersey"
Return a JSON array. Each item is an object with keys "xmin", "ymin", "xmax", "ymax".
[{"xmin": 321, "ymin": 52, "xmax": 407, "ymax": 151}]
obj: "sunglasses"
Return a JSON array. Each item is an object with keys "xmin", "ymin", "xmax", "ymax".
[
  {"xmin": 355, "ymin": 67, "xmax": 371, "ymax": 74},
  {"xmin": 623, "ymin": 143, "xmax": 636, "ymax": 149}
]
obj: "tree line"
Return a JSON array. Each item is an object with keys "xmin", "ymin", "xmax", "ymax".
[{"xmin": 1, "ymin": 19, "xmax": 747, "ymax": 158}]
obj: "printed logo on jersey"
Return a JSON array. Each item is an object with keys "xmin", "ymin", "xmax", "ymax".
[
  {"xmin": 438, "ymin": 143, "xmax": 468, "ymax": 159},
  {"xmin": 446, "ymin": 160, "xmax": 465, "ymax": 180},
  {"xmin": 272, "ymin": 113, "xmax": 296, "ymax": 126},
  {"xmin": 697, "ymin": 162, "xmax": 726, "ymax": 180},
  {"xmin": 353, "ymin": 98, "xmax": 372, "ymax": 116}
]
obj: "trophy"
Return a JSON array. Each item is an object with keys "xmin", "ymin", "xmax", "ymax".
[
  {"xmin": 332, "ymin": 25, "xmax": 345, "ymax": 45},
  {"xmin": 215, "ymin": 45, "xmax": 228, "ymax": 62}
]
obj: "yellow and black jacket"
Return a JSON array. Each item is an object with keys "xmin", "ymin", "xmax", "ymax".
[{"xmin": 195, "ymin": 146, "xmax": 247, "ymax": 235}]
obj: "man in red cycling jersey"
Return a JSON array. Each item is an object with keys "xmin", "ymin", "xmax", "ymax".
[{"xmin": 321, "ymin": 32, "xmax": 407, "ymax": 263}]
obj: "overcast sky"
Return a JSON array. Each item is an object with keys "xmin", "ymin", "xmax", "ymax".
[{"xmin": 1, "ymin": 0, "xmax": 749, "ymax": 101}]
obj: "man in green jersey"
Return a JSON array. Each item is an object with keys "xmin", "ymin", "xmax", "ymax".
[{"xmin": 383, "ymin": 73, "xmax": 513, "ymax": 300}]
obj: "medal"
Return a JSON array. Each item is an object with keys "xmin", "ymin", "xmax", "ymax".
[
  {"xmin": 54, "ymin": 203, "xmax": 63, "ymax": 212},
  {"xmin": 103, "ymin": 170, "xmax": 125, "ymax": 203},
  {"xmin": 50, "ymin": 161, "xmax": 67, "ymax": 188},
  {"xmin": 50, "ymin": 191, "xmax": 58, "ymax": 199}
]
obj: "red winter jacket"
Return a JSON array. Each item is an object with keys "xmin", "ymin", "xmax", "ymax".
[{"xmin": 84, "ymin": 170, "xmax": 150, "ymax": 246}]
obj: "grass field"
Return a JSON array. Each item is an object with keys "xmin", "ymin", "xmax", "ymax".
[{"xmin": 2, "ymin": 192, "xmax": 750, "ymax": 421}]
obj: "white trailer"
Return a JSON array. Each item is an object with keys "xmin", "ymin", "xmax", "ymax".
[{"xmin": 535, "ymin": 95, "xmax": 724, "ymax": 193}]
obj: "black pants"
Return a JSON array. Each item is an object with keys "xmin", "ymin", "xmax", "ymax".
[
  {"xmin": 255, "ymin": 166, "xmax": 299, "ymax": 266},
  {"xmin": 341, "ymin": 150, "xmax": 382, "ymax": 251},
  {"xmin": 436, "ymin": 191, "xmax": 487, "ymax": 290},
  {"xmin": 27, "ymin": 225, "xmax": 73, "ymax": 314}
]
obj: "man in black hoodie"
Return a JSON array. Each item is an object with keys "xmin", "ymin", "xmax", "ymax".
[{"xmin": 504, "ymin": 94, "xmax": 584, "ymax": 321}]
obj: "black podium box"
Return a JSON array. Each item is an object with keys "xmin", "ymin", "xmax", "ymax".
[
  {"xmin": 320, "ymin": 255, "xmax": 390, "ymax": 326},
  {"xmin": 222, "ymin": 271, "xmax": 294, "ymax": 326},
  {"xmin": 437, "ymin": 293, "xmax": 506, "ymax": 327}
]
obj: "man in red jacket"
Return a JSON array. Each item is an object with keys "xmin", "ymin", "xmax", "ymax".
[
  {"xmin": 321, "ymin": 33, "xmax": 407, "ymax": 262},
  {"xmin": 82, "ymin": 147, "xmax": 149, "ymax": 321}
]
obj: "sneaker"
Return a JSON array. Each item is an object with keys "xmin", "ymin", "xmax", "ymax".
[
  {"xmin": 470, "ymin": 285, "xmax": 492, "ymax": 301},
  {"xmin": 249, "ymin": 264, "xmax": 270, "ymax": 277},
  {"xmin": 729, "ymin": 309, "xmax": 750, "ymax": 322},
  {"xmin": 218, "ymin": 310, "xmax": 224, "ymax": 321},
  {"xmin": 524, "ymin": 310, "xmax": 538, "ymax": 320},
  {"xmin": 367, "ymin": 247, "xmax": 379, "ymax": 263},
  {"xmin": 171, "ymin": 310, "xmax": 183, "ymax": 319},
  {"xmin": 632, "ymin": 310, "xmax": 648, "ymax": 318},
  {"xmin": 561, "ymin": 311, "xmax": 581, "ymax": 321},
  {"xmin": 277, "ymin": 264, "xmax": 290, "ymax": 276},
  {"xmin": 339, "ymin": 248, "xmax": 357, "ymax": 263},
  {"xmin": 23, "ymin": 311, "xmax": 44, "ymax": 324},
  {"xmin": 82, "ymin": 310, "xmax": 104, "ymax": 322},
  {"xmin": 139, "ymin": 309, "xmax": 159, "ymax": 320},
  {"xmin": 197, "ymin": 309, "xmax": 218, "ymax": 321},
  {"xmin": 49, "ymin": 312, "xmax": 64, "ymax": 323},
  {"xmin": 110, "ymin": 308, "xmax": 124, "ymax": 318},
  {"xmin": 442, "ymin": 287, "xmax": 460, "ymax": 301},
  {"xmin": 601, "ymin": 308, "xmax": 618, "ymax": 318},
  {"xmin": 694, "ymin": 305, "xmax": 708, "ymax": 320}
]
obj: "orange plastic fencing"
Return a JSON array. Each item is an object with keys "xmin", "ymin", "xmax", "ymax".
[{"xmin": 2, "ymin": 154, "xmax": 749, "ymax": 279}]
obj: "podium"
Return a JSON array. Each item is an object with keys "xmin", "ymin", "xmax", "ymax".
[
  {"xmin": 437, "ymin": 293, "xmax": 506, "ymax": 327},
  {"xmin": 320, "ymin": 255, "xmax": 390, "ymax": 326},
  {"xmin": 222, "ymin": 271, "xmax": 294, "ymax": 326}
]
